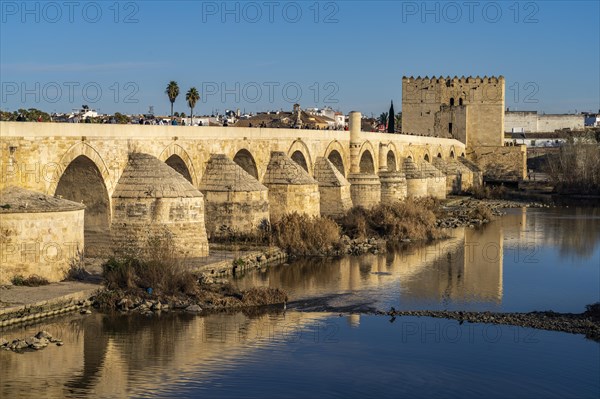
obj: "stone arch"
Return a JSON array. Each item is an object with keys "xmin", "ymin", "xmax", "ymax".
[
  {"xmin": 327, "ymin": 150, "xmax": 345, "ymax": 177},
  {"xmin": 358, "ymin": 142, "xmax": 376, "ymax": 174},
  {"xmin": 55, "ymin": 154, "xmax": 111, "ymax": 257},
  {"xmin": 324, "ymin": 140, "xmax": 348, "ymax": 176},
  {"xmin": 386, "ymin": 142, "xmax": 399, "ymax": 172},
  {"xmin": 449, "ymin": 146, "xmax": 456, "ymax": 159},
  {"xmin": 159, "ymin": 144, "xmax": 198, "ymax": 186},
  {"xmin": 233, "ymin": 149, "xmax": 259, "ymax": 180},
  {"xmin": 435, "ymin": 145, "xmax": 444, "ymax": 159},
  {"xmin": 287, "ymin": 139, "xmax": 313, "ymax": 175},
  {"xmin": 423, "ymin": 147, "xmax": 432, "ymax": 163},
  {"xmin": 386, "ymin": 150, "xmax": 397, "ymax": 172},
  {"xmin": 49, "ymin": 142, "xmax": 113, "ymax": 196},
  {"xmin": 165, "ymin": 154, "xmax": 193, "ymax": 184},
  {"xmin": 291, "ymin": 151, "xmax": 309, "ymax": 172}
]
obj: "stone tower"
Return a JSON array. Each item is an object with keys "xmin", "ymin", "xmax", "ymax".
[{"xmin": 401, "ymin": 76, "xmax": 505, "ymax": 148}]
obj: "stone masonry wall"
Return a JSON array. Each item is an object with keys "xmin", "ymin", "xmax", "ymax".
[
  {"xmin": 0, "ymin": 210, "xmax": 84, "ymax": 284},
  {"xmin": 203, "ymin": 190, "xmax": 269, "ymax": 237},
  {"xmin": 348, "ymin": 174, "xmax": 381, "ymax": 208},
  {"xmin": 111, "ymin": 196, "xmax": 209, "ymax": 258},
  {"xmin": 468, "ymin": 145, "xmax": 527, "ymax": 181}
]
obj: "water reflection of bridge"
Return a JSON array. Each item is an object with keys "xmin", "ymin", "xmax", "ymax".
[
  {"xmin": 6, "ymin": 209, "xmax": 596, "ymax": 397},
  {"xmin": 236, "ymin": 221, "xmax": 509, "ymax": 307},
  {"xmin": 0, "ymin": 311, "xmax": 333, "ymax": 398}
]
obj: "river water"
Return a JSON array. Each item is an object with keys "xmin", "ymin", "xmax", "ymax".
[{"xmin": 1, "ymin": 207, "xmax": 599, "ymax": 398}]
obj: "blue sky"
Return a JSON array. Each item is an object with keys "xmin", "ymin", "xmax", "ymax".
[{"xmin": 1, "ymin": 0, "xmax": 598, "ymax": 116}]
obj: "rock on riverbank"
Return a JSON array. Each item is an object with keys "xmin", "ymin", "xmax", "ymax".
[{"xmin": 1, "ymin": 330, "xmax": 63, "ymax": 352}]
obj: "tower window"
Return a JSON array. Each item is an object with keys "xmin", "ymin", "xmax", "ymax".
[
  {"xmin": 450, "ymin": 98, "xmax": 455, "ymax": 106},
  {"xmin": 459, "ymin": 98, "xmax": 463, "ymax": 106},
  {"xmin": 449, "ymin": 123, "xmax": 453, "ymax": 133}
]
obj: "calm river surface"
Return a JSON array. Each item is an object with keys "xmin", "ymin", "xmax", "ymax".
[{"xmin": 1, "ymin": 207, "xmax": 599, "ymax": 398}]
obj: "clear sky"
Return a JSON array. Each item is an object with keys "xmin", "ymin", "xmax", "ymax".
[{"xmin": 1, "ymin": 0, "xmax": 598, "ymax": 116}]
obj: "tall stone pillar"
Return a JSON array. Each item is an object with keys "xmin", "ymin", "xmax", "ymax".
[
  {"xmin": 378, "ymin": 143, "xmax": 388, "ymax": 172},
  {"xmin": 349, "ymin": 111, "xmax": 361, "ymax": 174}
]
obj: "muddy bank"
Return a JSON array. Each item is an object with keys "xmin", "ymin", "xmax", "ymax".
[{"xmin": 91, "ymin": 280, "xmax": 287, "ymax": 315}]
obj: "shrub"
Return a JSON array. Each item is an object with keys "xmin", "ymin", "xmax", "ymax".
[
  {"xmin": 470, "ymin": 185, "xmax": 507, "ymax": 200},
  {"xmin": 272, "ymin": 213, "xmax": 340, "ymax": 256},
  {"xmin": 585, "ymin": 302, "xmax": 600, "ymax": 319},
  {"xmin": 11, "ymin": 274, "xmax": 50, "ymax": 287},
  {"xmin": 340, "ymin": 198, "xmax": 441, "ymax": 241},
  {"xmin": 64, "ymin": 248, "xmax": 90, "ymax": 281},
  {"xmin": 468, "ymin": 204, "xmax": 493, "ymax": 221},
  {"xmin": 102, "ymin": 229, "xmax": 198, "ymax": 296}
]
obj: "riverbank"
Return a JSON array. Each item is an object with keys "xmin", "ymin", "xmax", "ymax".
[
  {"xmin": 0, "ymin": 197, "xmax": 590, "ymax": 331},
  {"xmin": 374, "ymin": 306, "xmax": 600, "ymax": 342},
  {"xmin": 0, "ymin": 282, "xmax": 100, "ymax": 328}
]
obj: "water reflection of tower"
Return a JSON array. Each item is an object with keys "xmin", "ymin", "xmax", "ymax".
[
  {"xmin": 394, "ymin": 223, "xmax": 504, "ymax": 305},
  {"xmin": 463, "ymin": 222, "xmax": 503, "ymax": 303}
]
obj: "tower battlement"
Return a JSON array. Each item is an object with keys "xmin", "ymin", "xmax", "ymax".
[
  {"xmin": 402, "ymin": 75, "xmax": 504, "ymax": 84},
  {"xmin": 401, "ymin": 74, "xmax": 505, "ymax": 147}
]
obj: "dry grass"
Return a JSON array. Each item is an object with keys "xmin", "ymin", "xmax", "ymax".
[
  {"xmin": 340, "ymin": 198, "xmax": 442, "ymax": 241},
  {"xmin": 468, "ymin": 203, "xmax": 493, "ymax": 221},
  {"xmin": 103, "ymin": 229, "xmax": 197, "ymax": 296},
  {"xmin": 272, "ymin": 213, "xmax": 341, "ymax": 255},
  {"xmin": 11, "ymin": 274, "xmax": 50, "ymax": 287},
  {"xmin": 470, "ymin": 185, "xmax": 508, "ymax": 200},
  {"xmin": 64, "ymin": 248, "xmax": 90, "ymax": 281}
]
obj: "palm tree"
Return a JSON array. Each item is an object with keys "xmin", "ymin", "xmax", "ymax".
[
  {"xmin": 186, "ymin": 87, "xmax": 200, "ymax": 123},
  {"xmin": 378, "ymin": 112, "xmax": 388, "ymax": 126},
  {"xmin": 165, "ymin": 81, "xmax": 179, "ymax": 117},
  {"xmin": 395, "ymin": 113, "xmax": 402, "ymax": 133}
]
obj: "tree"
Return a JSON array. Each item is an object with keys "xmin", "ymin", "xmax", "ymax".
[
  {"xmin": 186, "ymin": 87, "xmax": 200, "ymax": 122},
  {"xmin": 395, "ymin": 112, "xmax": 402, "ymax": 133},
  {"xmin": 387, "ymin": 100, "xmax": 395, "ymax": 133},
  {"xmin": 114, "ymin": 112, "xmax": 131, "ymax": 124},
  {"xmin": 165, "ymin": 81, "xmax": 179, "ymax": 117},
  {"xmin": 378, "ymin": 112, "xmax": 388, "ymax": 126}
]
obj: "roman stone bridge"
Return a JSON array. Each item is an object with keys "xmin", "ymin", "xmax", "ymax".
[
  {"xmin": 0, "ymin": 113, "xmax": 476, "ymax": 282},
  {"xmin": 0, "ymin": 115, "xmax": 465, "ymax": 193}
]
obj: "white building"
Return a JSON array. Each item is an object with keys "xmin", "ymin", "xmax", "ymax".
[{"xmin": 505, "ymin": 111, "xmax": 585, "ymax": 133}]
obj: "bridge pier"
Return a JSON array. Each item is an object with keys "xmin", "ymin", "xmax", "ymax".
[
  {"xmin": 420, "ymin": 161, "xmax": 447, "ymax": 199},
  {"xmin": 262, "ymin": 152, "xmax": 320, "ymax": 222},
  {"xmin": 458, "ymin": 157, "xmax": 484, "ymax": 190},
  {"xmin": 0, "ymin": 187, "xmax": 85, "ymax": 284},
  {"xmin": 403, "ymin": 158, "xmax": 428, "ymax": 198},
  {"xmin": 111, "ymin": 153, "xmax": 209, "ymax": 259},
  {"xmin": 314, "ymin": 157, "xmax": 352, "ymax": 219},
  {"xmin": 379, "ymin": 171, "xmax": 408, "ymax": 204},
  {"xmin": 199, "ymin": 154, "xmax": 269, "ymax": 238}
]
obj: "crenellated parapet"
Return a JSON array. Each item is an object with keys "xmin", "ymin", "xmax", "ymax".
[{"xmin": 402, "ymin": 74, "xmax": 505, "ymax": 148}]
